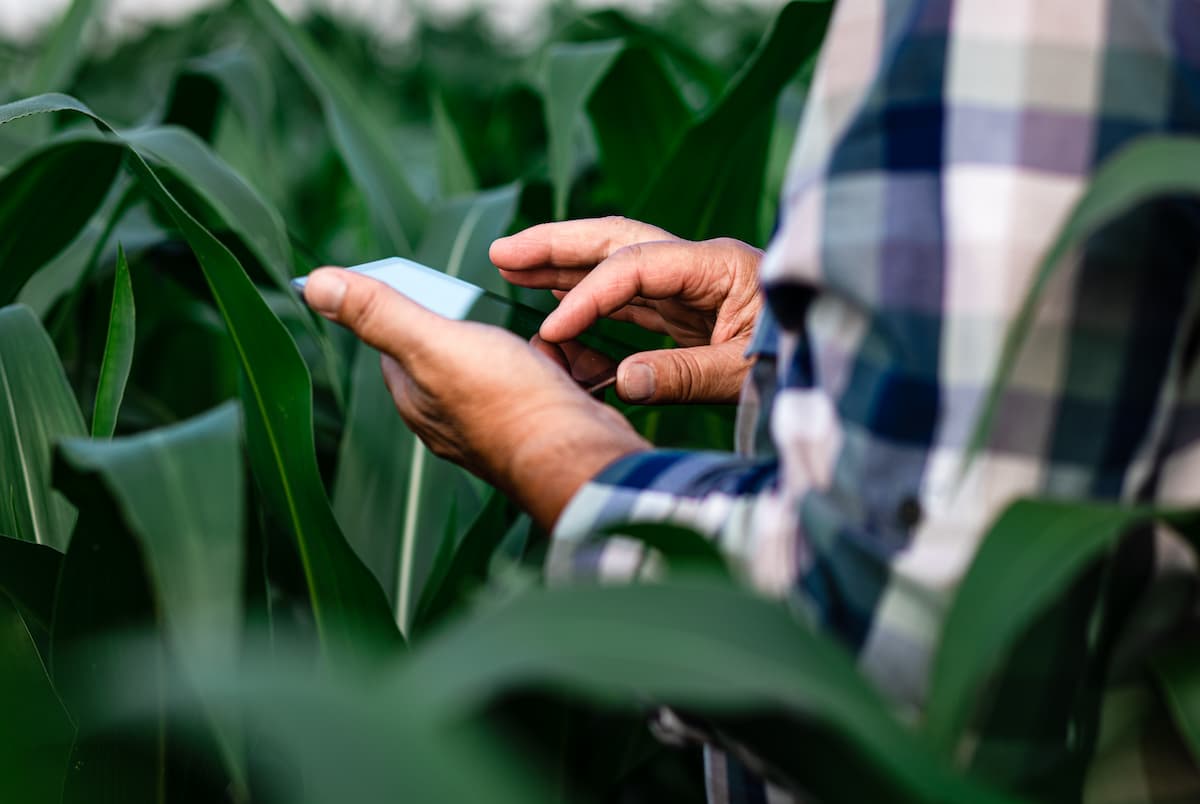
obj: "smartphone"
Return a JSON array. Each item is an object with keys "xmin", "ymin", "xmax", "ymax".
[{"xmin": 292, "ymin": 257, "xmax": 621, "ymax": 392}]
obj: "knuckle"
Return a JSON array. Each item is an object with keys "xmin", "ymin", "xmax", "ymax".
[
  {"xmin": 344, "ymin": 284, "xmax": 383, "ymax": 332},
  {"xmin": 612, "ymin": 242, "xmax": 645, "ymax": 264},
  {"xmin": 672, "ymin": 350, "xmax": 705, "ymax": 400}
]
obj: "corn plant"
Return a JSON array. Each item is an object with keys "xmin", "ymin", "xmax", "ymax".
[{"xmin": 2, "ymin": 0, "xmax": 1199, "ymax": 802}]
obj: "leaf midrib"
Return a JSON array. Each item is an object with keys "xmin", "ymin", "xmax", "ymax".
[{"xmin": 0, "ymin": 348, "xmax": 45, "ymax": 545}]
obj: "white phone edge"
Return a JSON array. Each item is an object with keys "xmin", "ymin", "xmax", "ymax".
[{"xmin": 292, "ymin": 257, "xmax": 485, "ymax": 320}]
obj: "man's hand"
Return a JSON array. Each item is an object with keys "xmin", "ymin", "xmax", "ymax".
[
  {"xmin": 491, "ymin": 217, "xmax": 763, "ymax": 405},
  {"xmin": 303, "ymin": 268, "xmax": 648, "ymax": 530}
]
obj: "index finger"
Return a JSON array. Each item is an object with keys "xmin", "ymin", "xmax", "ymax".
[{"xmin": 489, "ymin": 216, "xmax": 678, "ymax": 272}]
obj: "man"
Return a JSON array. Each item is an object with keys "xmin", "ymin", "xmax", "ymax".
[{"xmin": 303, "ymin": 0, "xmax": 1200, "ymax": 799}]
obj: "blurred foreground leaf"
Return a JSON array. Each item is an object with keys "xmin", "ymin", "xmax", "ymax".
[
  {"xmin": 0, "ymin": 593, "xmax": 73, "ymax": 804},
  {"xmin": 400, "ymin": 582, "xmax": 1021, "ymax": 803},
  {"xmin": 55, "ymin": 404, "xmax": 247, "ymax": 794}
]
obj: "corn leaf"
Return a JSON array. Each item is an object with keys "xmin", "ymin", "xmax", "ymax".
[
  {"xmin": 587, "ymin": 46, "xmax": 692, "ymax": 211},
  {"xmin": 124, "ymin": 126, "xmax": 293, "ymax": 289},
  {"xmin": 58, "ymin": 403, "xmax": 244, "ymax": 670},
  {"xmin": 0, "ymin": 134, "xmax": 122, "ymax": 305},
  {"xmin": 91, "ymin": 245, "xmax": 135, "ymax": 438},
  {"xmin": 55, "ymin": 403, "xmax": 247, "ymax": 792},
  {"xmin": 432, "ymin": 93, "xmax": 477, "ymax": 197},
  {"xmin": 1155, "ymin": 644, "xmax": 1200, "ymax": 771},
  {"xmin": 924, "ymin": 499, "xmax": 1200, "ymax": 751},
  {"xmin": 17, "ymin": 183, "xmax": 163, "ymax": 319},
  {"xmin": 410, "ymin": 489, "xmax": 515, "ymax": 635},
  {"xmin": 399, "ymin": 582, "xmax": 1025, "ymax": 804},
  {"xmin": 544, "ymin": 39, "xmax": 624, "ymax": 220},
  {"xmin": 0, "ymin": 305, "xmax": 87, "ymax": 549},
  {"xmin": 243, "ymin": 0, "xmax": 427, "ymax": 254},
  {"xmin": 50, "ymin": 452, "xmax": 167, "ymax": 804},
  {"xmin": 86, "ymin": 634, "xmax": 554, "ymax": 804},
  {"xmin": 635, "ymin": 0, "xmax": 832, "ymax": 244}
]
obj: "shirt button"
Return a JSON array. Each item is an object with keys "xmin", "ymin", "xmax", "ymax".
[{"xmin": 897, "ymin": 496, "xmax": 923, "ymax": 530}]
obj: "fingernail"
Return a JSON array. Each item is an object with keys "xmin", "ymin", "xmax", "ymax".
[
  {"xmin": 620, "ymin": 363, "xmax": 656, "ymax": 402},
  {"xmin": 305, "ymin": 270, "xmax": 347, "ymax": 314}
]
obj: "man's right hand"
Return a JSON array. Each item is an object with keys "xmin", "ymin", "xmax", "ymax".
[{"xmin": 490, "ymin": 217, "xmax": 763, "ymax": 405}]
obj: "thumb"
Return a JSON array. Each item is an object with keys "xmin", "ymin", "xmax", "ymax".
[
  {"xmin": 304, "ymin": 267, "xmax": 447, "ymax": 362},
  {"xmin": 616, "ymin": 341, "xmax": 751, "ymax": 405}
]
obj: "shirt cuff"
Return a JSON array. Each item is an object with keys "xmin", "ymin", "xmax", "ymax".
[{"xmin": 547, "ymin": 449, "xmax": 779, "ymax": 584}]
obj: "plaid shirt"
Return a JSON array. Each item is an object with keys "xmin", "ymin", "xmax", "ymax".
[{"xmin": 551, "ymin": 1, "xmax": 1200, "ymax": 802}]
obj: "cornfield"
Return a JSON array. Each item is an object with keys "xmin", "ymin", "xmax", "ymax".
[{"xmin": 2, "ymin": 0, "xmax": 1199, "ymax": 802}]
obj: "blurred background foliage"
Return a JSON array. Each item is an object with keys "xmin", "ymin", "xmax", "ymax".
[{"xmin": 4, "ymin": 0, "xmax": 1199, "ymax": 802}]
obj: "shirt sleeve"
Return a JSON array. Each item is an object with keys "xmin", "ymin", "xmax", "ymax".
[{"xmin": 546, "ymin": 449, "xmax": 790, "ymax": 589}]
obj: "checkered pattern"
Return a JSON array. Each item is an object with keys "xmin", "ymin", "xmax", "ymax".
[{"xmin": 550, "ymin": 1, "xmax": 1200, "ymax": 801}]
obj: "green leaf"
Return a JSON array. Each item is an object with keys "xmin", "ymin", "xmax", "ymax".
[
  {"xmin": 966, "ymin": 137, "xmax": 1200, "ymax": 466},
  {"xmin": 432, "ymin": 93, "xmax": 477, "ymax": 197},
  {"xmin": 587, "ymin": 47, "xmax": 693, "ymax": 211},
  {"xmin": 50, "ymin": 449, "xmax": 167, "ymax": 804},
  {"xmin": 596, "ymin": 522, "xmax": 732, "ymax": 579},
  {"xmin": 165, "ymin": 45, "xmax": 275, "ymax": 146},
  {"xmin": 635, "ymin": 0, "xmax": 832, "ymax": 243},
  {"xmin": 332, "ymin": 343, "xmax": 488, "ymax": 632},
  {"xmin": 58, "ymin": 403, "xmax": 244, "ymax": 668},
  {"xmin": 400, "ymin": 582, "xmax": 1024, "ymax": 803},
  {"xmin": 55, "ymin": 404, "xmax": 248, "ymax": 794},
  {"xmin": 1155, "ymin": 644, "xmax": 1200, "ymax": 770},
  {"xmin": 410, "ymin": 489, "xmax": 515, "ymax": 635},
  {"xmin": 924, "ymin": 499, "xmax": 1200, "ymax": 751},
  {"xmin": 189, "ymin": 47, "xmax": 274, "ymax": 140},
  {"xmin": 0, "ymin": 593, "xmax": 73, "ymax": 804},
  {"xmin": 0, "ymin": 305, "xmax": 87, "ymax": 549},
  {"xmin": 88, "ymin": 633, "xmax": 553, "ymax": 804},
  {"xmin": 244, "ymin": 0, "xmax": 427, "ymax": 254},
  {"xmin": 0, "ymin": 135, "xmax": 123, "ymax": 305},
  {"xmin": 543, "ymin": 39, "xmax": 625, "ymax": 220},
  {"xmin": 91, "ymin": 246, "xmax": 135, "ymax": 438},
  {"xmin": 124, "ymin": 125, "xmax": 293, "ymax": 289},
  {"xmin": 17, "ymin": 185, "xmax": 163, "ymax": 320},
  {"xmin": 0, "ymin": 94, "xmax": 399, "ymax": 652},
  {"xmin": 417, "ymin": 183, "xmax": 521, "ymax": 291}
]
